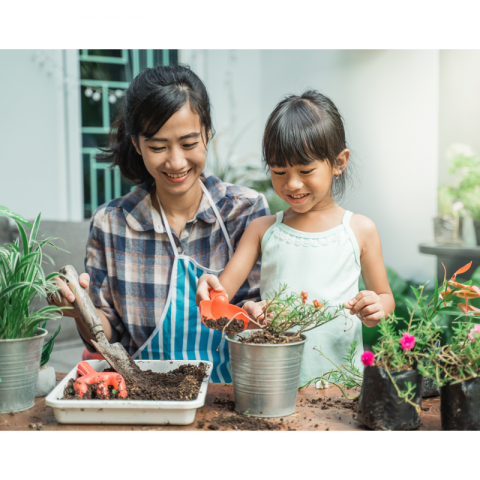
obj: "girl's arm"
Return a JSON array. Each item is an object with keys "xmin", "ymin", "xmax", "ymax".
[
  {"xmin": 196, "ymin": 215, "xmax": 275, "ymax": 304},
  {"xmin": 347, "ymin": 215, "xmax": 395, "ymax": 327}
]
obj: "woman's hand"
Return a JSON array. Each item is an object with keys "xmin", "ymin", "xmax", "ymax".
[
  {"xmin": 344, "ymin": 290, "xmax": 385, "ymax": 327},
  {"xmin": 47, "ymin": 273, "xmax": 91, "ymax": 319},
  {"xmin": 195, "ymin": 274, "xmax": 227, "ymax": 305}
]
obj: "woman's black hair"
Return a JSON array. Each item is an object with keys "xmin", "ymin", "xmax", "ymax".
[
  {"xmin": 262, "ymin": 90, "xmax": 351, "ymax": 199},
  {"xmin": 102, "ymin": 64, "xmax": 214, "ymax": 184}
]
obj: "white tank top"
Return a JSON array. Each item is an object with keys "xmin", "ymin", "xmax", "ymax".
[{"xmin": 260, "ymin": 210, "xmax": 364, "ymax": 384}]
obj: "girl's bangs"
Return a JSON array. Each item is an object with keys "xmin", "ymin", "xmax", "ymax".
[{"xmin": 265, "ymin": 106, "xmax": 328, "ymax": 168}]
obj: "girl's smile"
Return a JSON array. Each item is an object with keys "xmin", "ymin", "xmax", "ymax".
[{"xmin": 287, "ymin": 193, "xmax": 310, "ymax": 204}]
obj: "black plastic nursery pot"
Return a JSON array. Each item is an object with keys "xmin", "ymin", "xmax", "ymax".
[
  {"xmin": 441, "ymin": 378, "xmax": 480, "ymax": 430},
  {"xmin": 356, "ymin": 366, "xmax": 423, "ymax": 431}
]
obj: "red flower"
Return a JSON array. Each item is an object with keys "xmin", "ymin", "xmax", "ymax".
[
  {"xmin": 300, "ymin": 291, "xmax": 308, "ymax": 304},
  {"xmin": 361, "ymin": 351, "xmax": 375, "ymax": 366},
  {"xmin": 399, "ymin": 332, "xmax": 415, "ymax": 351},
  {"xmin": 313, "ymin": 300, "xmax": 323, "ymax": 309}
]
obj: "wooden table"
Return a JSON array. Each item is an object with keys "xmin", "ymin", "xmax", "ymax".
[{"xmin": 0, "ymin": 373, "xmax": 441, "ymax": 431}]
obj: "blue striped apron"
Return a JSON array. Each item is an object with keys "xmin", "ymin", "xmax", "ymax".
[{"xmin": 132, "ymin": 181, "xmax": 234, "ymax": 383}]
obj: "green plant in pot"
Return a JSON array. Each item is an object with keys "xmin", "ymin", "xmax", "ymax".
[
  {"xmin": 417, "ymin": 262, "xmax": 480, "ymax": 430},
  {"xmin": 356, "ymin": 262, "xmax": 479, "ymax": 431},
  {"xmin": 226, "ymin": 285, "xmax": 344, "ymax": 417},
  {"xmin": 0, "ymin": 206, "xmax": 68, "ymax": 413}
]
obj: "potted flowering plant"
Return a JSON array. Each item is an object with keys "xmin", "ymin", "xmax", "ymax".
[
  {"xmin": 417, "ymin": 262, "xmax": 480, "ymax": 429},
  {"xmin": 226, "ymin": 285, "xmax": 344, "ymax": 417},
  {"xmin": 356, "ymin": 262, "xmax": 479, "ymax": 430},
  {"xmin": 0, "ymin": 206, "xmax": 68, "ymax": 413}
]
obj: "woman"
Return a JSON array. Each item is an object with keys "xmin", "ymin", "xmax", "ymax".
[{"xmin": 50, "ymin": 65, "xmax": 269, "ymax": 382}]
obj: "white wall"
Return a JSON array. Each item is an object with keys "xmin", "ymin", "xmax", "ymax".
[
  {"xmin": 179, "ymin": 50, "xmax": 263, "ymax": 169},
  {"xmin": 439, "ymin": 50, "xmax": 480, "ymax": 186},
  {"xmin": 0, "ymin": 50, "xmax": 83, "ymax": 221},
  {"xmin": 185, "ymin": 50, "xmax": 439, "ymax": 282}
]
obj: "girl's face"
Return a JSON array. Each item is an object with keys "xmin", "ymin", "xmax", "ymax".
[
  {"xmin": 270, "ymin": 152, "xmax": 349, "ymax": 213},
  {"xmin": 132, "ymin": 104, "xmax": 208, "ymax": 197}
]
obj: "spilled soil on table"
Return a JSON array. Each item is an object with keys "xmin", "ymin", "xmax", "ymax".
[
  {"xmin": 62, "ymin": 363, "xmax": 208, "ymax": 401},
  {"xmin": 237, "ymin": 330, "xmax": 302, "ymax": 345},
  {"xmin": 204, "ymin": 413, "xmax": 281, "ymax": 431},
  {"xmin": 203, "ymin": 316, "xmax": 245, "ymax": 333}
]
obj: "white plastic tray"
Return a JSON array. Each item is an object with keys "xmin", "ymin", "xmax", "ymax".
[{"xmin": 45, "ymin": 359, "xmax": 212, "ymax": 425}]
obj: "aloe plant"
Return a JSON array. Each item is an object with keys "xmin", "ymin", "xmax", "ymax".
[{"xmin": 0, "ymin": 206, "xmax": 69, "ymax": 340}]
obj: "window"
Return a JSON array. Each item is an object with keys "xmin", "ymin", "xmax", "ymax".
[{"xmin": 80, "ymin": 49, "xmax": 178, "ymax": 218}]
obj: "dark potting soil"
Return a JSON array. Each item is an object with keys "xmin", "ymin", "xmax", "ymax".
[
  {"xmin": 213, "ymin": 396, "xmax": 236, "ymax": 411},
  {"xmin": 205, "ymin": 413, "xmax": 281, "ymax": 431},
  {"xmin": 62, "ymin": 363, "xmax": 208, "ymax": 401},
  {"xmin": 306, "ymin": 397, "xmax": 358, "ymax": 411},
  {"xmin": 237, "ymin": 330, "xmax": 302, "ymax": 345},
  {"xmin": 203, "ymin": 316, "xmax": 245, "ymax": 333}
]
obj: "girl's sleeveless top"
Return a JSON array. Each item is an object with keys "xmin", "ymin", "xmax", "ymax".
[{"xmin": 260, "ymin": 210, "xmax": 364, "ymax": 385}]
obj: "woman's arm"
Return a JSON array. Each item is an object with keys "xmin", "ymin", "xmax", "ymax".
[{"xmin": 347, "ymin": 214, "xmax": 395, "ymax": 327}]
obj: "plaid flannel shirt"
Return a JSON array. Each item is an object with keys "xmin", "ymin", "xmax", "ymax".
[{"xmin": 82, "ymin": 172, "xmax": 270, "ymax": 354}]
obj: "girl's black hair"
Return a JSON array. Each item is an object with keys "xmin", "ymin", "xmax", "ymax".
[
  {"xmin": 102, "ymin": 64, "xmax": 214, "ymax": 184},
  {"xmin": 262, "ymin": 90, "xmax": 351, "ymax": 199}
]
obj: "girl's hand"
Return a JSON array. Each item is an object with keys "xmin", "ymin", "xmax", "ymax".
[
  {"xmin": 195, "ymin": 274, "xmax": 227, "ymax": 305},
  {"xmin": 47, "ymin": 273, "xmax": 90, "ymax": 319},
  {"xmin": 243, "ymin": 300, "xmax": 267, "ymax": 328},
  {"xmin": 344, "ymin": 290, "xmax": 384, "ymax": 327}
]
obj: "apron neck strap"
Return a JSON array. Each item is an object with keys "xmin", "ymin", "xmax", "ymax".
[
  {"xmin": 198, "ymin": 181, "xmax": 234, "ymax": 257},
  {"xmin": 156, "ymin": 179, "xmax": 234, "ymax": 258}
]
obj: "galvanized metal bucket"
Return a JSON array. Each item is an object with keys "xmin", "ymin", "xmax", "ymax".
[
  {"xmin": 0, "ymin": 328, "xmax": 47, "ymax": 413},
  {"xmin": 226, "ymin": 330, "xmax": 306, "ymax": 417}
]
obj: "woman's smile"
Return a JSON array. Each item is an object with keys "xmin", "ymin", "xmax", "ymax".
[{"xmin": 163, "ymin": 168, "xmax": 192, "ymax": 183}]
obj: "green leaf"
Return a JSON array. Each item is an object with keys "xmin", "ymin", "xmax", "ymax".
[
  {"xmin": 29, "ymin": 212, "xmax": 41, "ymax": 245},
  {"xmin": 0, "ymin": 206, "xmax": 33, "ymax": 228},
  {"xmin": 41, "ymin": 324, "xmax": 61, "ymax": 367},
  {"xmin": 16, "ymin": 222, "xmax": 30, "ymax": 256}
]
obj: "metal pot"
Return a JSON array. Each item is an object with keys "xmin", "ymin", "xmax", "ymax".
[
  {"xmin": 0, "ymin": 328, "xmax": 47, "ymax": 413},
  {"xmin": 226, "ymin": 329, "xmax": 306, "ymax": 417}
]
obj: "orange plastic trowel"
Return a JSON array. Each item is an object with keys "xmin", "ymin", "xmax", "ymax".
[{"xmin": 199, "ymin": 290, "xmax": 250, "ymax": 332}]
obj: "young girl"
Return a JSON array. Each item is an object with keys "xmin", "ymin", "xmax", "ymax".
[{"xmin": 197, "ymin": 90, "xmax": 395, "ymax": 382}]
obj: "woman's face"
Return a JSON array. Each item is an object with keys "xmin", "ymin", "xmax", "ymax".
[{"xmin": 132, "ymin": 104, "xmax": 208, "ymax": 197}]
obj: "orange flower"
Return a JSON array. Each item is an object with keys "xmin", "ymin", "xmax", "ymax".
[
  {"xmin": 439, "ymin": 262, "xmax": 480, "ymax": 311},
  {"xmin": 300, "ymin": 291, "xmax": 308, "ymax": 304},
  {"xmin": 313, "ymin": 300, "xmax": 323, "ymax": 309}
]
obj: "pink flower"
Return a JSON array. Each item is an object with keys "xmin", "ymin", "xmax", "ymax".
[
  {"xmin": 361, "ymin": 351, "xmax": 375, "ymax": 366},
  {"xmin": 468, "ymin": 324, "xmax": 480, "ymax": 342},
  {"xmin": 399, "ymin": 333, "xmax": 416, "ymax": 351}
]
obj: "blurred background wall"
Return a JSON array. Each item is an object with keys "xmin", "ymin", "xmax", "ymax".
[
  {"xmin": 2, "ymin": 49, "xmax": 480, "ymax": 284},
  {"xmin": 0, "ymin": 50, "xmax": 83, "ymax": 221}
]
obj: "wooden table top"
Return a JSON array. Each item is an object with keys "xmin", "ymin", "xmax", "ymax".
[{"xmin": 0, "ymin": 372, "xmax": 441, "ymax": 431}]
